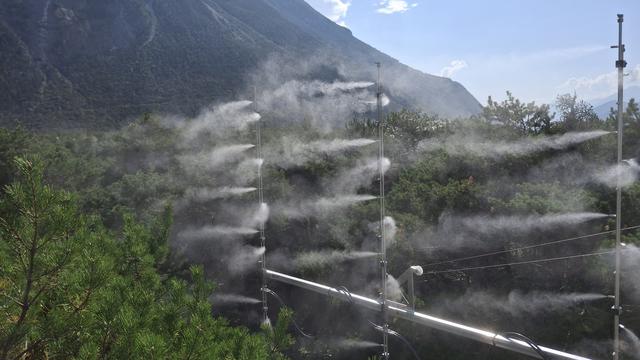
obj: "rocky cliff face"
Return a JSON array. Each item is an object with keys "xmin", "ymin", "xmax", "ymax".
[{"xmin": 0, "ymin": 0, "xmax": 481, "ymax": 129}]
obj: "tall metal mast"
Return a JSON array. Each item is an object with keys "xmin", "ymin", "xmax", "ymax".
[
  {"xmin": 255, "ymin": 87, "xmax": 268, "ymax": 326},
  {"xmin": 611, "ymin": 14, "xmax": 626, "ymax": 360},
  {"xmin": 376, "ymin": 62, "xmax": 390, "ymax": 360}
]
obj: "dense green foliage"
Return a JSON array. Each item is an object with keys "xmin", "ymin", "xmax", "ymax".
[
  {"xmin": 1, "ymin": 93, "xmax": 639, "ymax": 359},
  {"xmin": 0, "ymin": 157, "xmax": 292, "ymax": 359}
]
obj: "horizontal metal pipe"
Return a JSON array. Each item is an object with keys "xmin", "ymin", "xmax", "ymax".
[{"xmin": 265, "ymin": 269, "xmax": 591, "ymax": 360}]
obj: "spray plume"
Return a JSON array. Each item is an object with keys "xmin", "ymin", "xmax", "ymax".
[
  {"xmin": 363, "ymin": 93, "xmax": 391, "ymax": 107},
  {"xmin": 381, "ymin": 93, "xmax": 391, "ymax": 107},
  {"xmin": 262, "ymin": 316, "xmax": 272, "ymax": 329},
  {"xmin": 420, "ymin": 130, "xmax": 612, "ymax": 158},
  {"xmin": 234, "ymin": 158, "xmax": 264, "ymax": 184},
  {"xmin": 442, "ymin": 212, "xmax": 609, "ymax": 235},
  {"xmin": 244, "ymin": 203, "xmax": 270, "ymax": 228},
  {"xmin": 332, "ymin": 157, "xmax": 391, "ymax": 193},
  {"xmin": 179, "ymin": 225, "xmax": 259, "ymax": 239},
  {"xmin": 186, "ymin": 187, "xmax": 257, "ymax": 201},
  {"xmin": 295, "ymin": 250, "xmax": 379, "ymax": 269},
  {"xmin": 620, "ymin": 325, "xmax": 640, "ymax": 359},
  {"xmin": 211, "ymin": 294, "xmax": 261, "ymax": 305},
  {"xmin": 333, "ymin": 339, "xmax": 382, "ymax": 349},
  {"xmin": 267, "ymin": 138, "xmax": 376, "ymax": 168},
  {"xmin": 368, "ymin": 216, "xmax": 397, "ymax": 248},
  {"xmin": 623, "ymin": 243, "xmax": 640, "ymax": 262},
  {"xmin": 208, "ymin": 144, "xmax": 255, "ymax": 164},
  {"xmin": 182, "ymin": 101, "xmax": 261, "ymax": 139},
  {"xmin": 314, "ymin": 81, "xmax": 375, "ymax": 94},
  {"xmin": 308, "ymin": 138, "xmax": 377, "ymax": 153},
  {"xmin": 275, "ymin": 80, "xmax": 375, "ymax": 97},
  {"xmin": 180, "ymin": 144, "xmax": 255, "ymax": 171},
  {"xmin": 277, "ymin": 195, "xmax": 377, "ymax": 219},
  {"xmin": 594, "ymin": 159, "xmax": 640, "ymax": 188},
  {"xmin": 313, "ymin": 195, "xmax": 377, "ymax": 212},
  {"xmin": 622, "ymin": 244, "xmax": 640, "ymax": 300},
  {"xmin": 253, "ymin": 158, "xmax": 265, "ymax": 168},
  {"xmin": 266, "ymin": 80, "xmax": 374, "ymax": 97},
  {"xmin": 383, "ymin": 216, "xmax": 397, "ymax": 245},
  {"xmin": 229, "ymin": 246, "xmax": 266, "ymax": 274},
  {"xmin": 386, "ymin": 275, "xmax": 404, "ymax": 302},
  {"xmin": 218, "ymin": 100, "xmax": 253, "ymax": 112},
  {"xmin": 255, "ymin": 77, "xmax": 379, "ymax": 131}
]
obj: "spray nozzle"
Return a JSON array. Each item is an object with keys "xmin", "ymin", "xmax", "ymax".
[
  {"xmin": 410, "ymin": 266, "xmax": 424, "ymax": 276},
  {"xmin": 610, "ymin": 305, "xmax": 623, "ymax": 315},
  {"xmin": 261, "ymin": 316, "xmax": 272, "ymax": 330},
  {"xmin": 370, "ymin": 323, "xmax": 421, "ymax": 360}
]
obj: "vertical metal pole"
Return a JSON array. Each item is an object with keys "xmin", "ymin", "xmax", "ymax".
[
  {"xmin": 376, "ymin": 62, "xmax": 390, "ymax": 360},
  {"xmin": 612, "ymin": 14, "xmax": 626, "ymax": 360},
  {"xmin": 255, "ymin": 87, "xmax": 268, "ymax": 325},
  {"xmin": 409, "ymin": 275, "xmax": 415, "ymax": 312}
]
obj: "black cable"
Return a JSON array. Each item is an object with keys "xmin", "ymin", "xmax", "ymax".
[
  {"xmin": 262, "ymin": 288, "xmax": 314, "ymax": 338},
  {"xmin": 337, "ymin": 286, "xmax": 387, "ymax": 351},
  {"xmin": 389, "ymin": 328, "xmax": 421, "ymax": 360},
  {"xmin": 339, "ymin": 285, "xmax": 420, "ymax": 359},
  {"xmin": 493, "ymin": 332, "xmax": 548, "ymax": 360},
  {"xmin": 370, "ymin": 322, "xmax": 421, "ymax": 360},
  {"xmin": 336, "ymin": 286, "xmax": 354, "ymax": 304},
  {"xmin": 423, "ymin": 224, "xmax": 640, "ymax": 268},
  {"xmin": 425, "ymin": 249, "xmax": 616, "ymax": 275}
]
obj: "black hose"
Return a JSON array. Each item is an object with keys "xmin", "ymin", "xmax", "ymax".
[
  {"xmin": 336, "ymin": 286, "xmax": 355, "ymax": 304},
  {"xmin": 369, "ymin": 322, "xmax": 421, "ymax": 360},
  {"xmin": 340, "ymin": 283, "xmax": 421, "ymax": 360},
  {"xmin": 494, "ymin": 332, "xmax": 548, "ymax": 360},
  {"xmin": 339, "ymin": 286, "xmax": 421, "ymax": 359},
  {"xmin": 263, "ymin": 288, "xmax": 314, "ymax": 339}
]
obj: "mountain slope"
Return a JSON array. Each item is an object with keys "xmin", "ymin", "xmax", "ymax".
[
  {"xmin": 591, "ymin": 86, "xmax": 640, "ymax": 118},
  {"xmin": 0, "ymin": 0, "xmax": 481, "ymax": 129}
]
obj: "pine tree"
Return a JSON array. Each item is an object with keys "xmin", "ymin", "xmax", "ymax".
[{"xmin": 0, "ymin": 157, "xmax": 292, "ymax": 359}]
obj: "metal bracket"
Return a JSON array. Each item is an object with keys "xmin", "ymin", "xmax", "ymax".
[
  {"xmin": 615, "ymin": 60, "xmax": 627, "ymax": 69},
  {"xmin": 610, "ymin": 305, "xmax": 623, "ymax": 316},
  {"xmin": 396, "ymin": 266, "xmax": 424, "ymax": 311}
]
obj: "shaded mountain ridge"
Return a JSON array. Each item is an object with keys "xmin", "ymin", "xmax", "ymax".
[{"xmin": 0, "ymin": 0, "xmax": 481, "ymax": 129}]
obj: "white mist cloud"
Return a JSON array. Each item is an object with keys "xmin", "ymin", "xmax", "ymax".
[
  {"xmin": 558, "ymin": 64, "xmax": 640, "ymax": 100},
  {"xmin": 436, "ymin": 290, "xmax": 608, "ymax": 318},
  {"xmin": 254, "ymin": 78, "xmax": 377, "ymax": 132},
  {"xmin": 386, "ymin": 275, "xmax": 404, "ymax": 301},
  {"xmin": 376, "ymin": 0, "xmax": 418, "ymax": 14},
  {"xmin": 307, "ymin": 0, "xmax": 351, "ymax": 26},
  {"xmin": 419, "ymin": 130, "xmax": 611, "ymax": 159},
  {"xmin": 439, "ymin": 60, "xmax": 468, "ymax": 78}
]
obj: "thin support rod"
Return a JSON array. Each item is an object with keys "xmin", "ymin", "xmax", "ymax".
[
  {"xmin": 613, "ymin": 13, "xmax": 625, "ymax": 360},
  {"xmin": 265, "ymin": 269, "xmax": 591, "ymax": 360},
  {"xmin": 255, "ymin": 88, "xmax": 268, "ymax": 325},
  {"xmin": 376, "ymin": 62, "xmax": 389, "ymax": 360}
]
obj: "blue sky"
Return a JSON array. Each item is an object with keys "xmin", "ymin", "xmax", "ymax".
[{"xmin": 305, "ymin": 0, "xmax": 640, "ymax": 105}]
